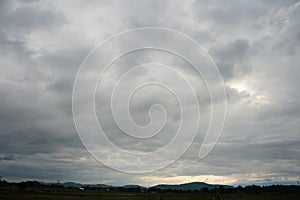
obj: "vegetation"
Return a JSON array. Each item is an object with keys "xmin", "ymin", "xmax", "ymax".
[{"xmin": 0, "ymin": 180, "xmax": 299, "ymax": 200}]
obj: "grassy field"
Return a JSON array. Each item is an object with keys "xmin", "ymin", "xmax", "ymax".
[{"xmin": 1, "ymin": 187, "xmax": 300, "ymax": 200}]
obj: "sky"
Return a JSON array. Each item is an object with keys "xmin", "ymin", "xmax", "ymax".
[{"xmin": 0, "ymin": 0, "xmax": 300, "ymax": 186}]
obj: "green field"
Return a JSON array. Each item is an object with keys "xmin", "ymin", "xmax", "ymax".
[{"xmin": 1, "ymin": 187, "xmax": 300, "ymax": 200}]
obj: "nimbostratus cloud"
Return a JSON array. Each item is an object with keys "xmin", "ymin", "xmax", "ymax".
[{"xmin": 0, "ymin": 0, "xmax": 299, "ymax": 185}]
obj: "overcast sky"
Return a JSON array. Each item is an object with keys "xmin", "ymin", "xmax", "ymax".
[{"xmin": 0, "ymin": 0, "xmax": 300, "ymax": 186}]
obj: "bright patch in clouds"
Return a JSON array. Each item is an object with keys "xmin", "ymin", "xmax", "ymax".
[
  {"xmin": 228, "ymin": 80, "xmax": 270, "ymax": 105},
  {"xmin": 228, "ymin": 81, "xmax": 249, "ymax": 93}
]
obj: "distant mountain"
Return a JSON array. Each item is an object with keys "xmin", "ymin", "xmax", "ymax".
[
  {"xmin": 63, "ymin": 182, "xmax": 83, "ymax": 188},
  {"xmin": 41, "ymin": 182, "xmax": 145, "ymax": 189},
  {"xmin": 40, "ymin": 182, "xmax": 111, "ymax": 188},
  {"xmin": 151, "ymin": 182, "xmax": 233, "ymax": 191},
  {"xmin": 39, "ymin": 181, "xmax": 233, "ymax": 191},
  {"xmin": 237, "ymin": 181, "xmax": 299, "ymax": 187},
  {"xmin": 86, "ymin": 183, "xmax": 111, "ymax": 188},
  {"xmin": 122, "ymin": 184, "xmax": 146, "ymax": 189}
]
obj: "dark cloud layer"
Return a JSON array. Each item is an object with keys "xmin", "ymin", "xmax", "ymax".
[{"xmin": 0, "ymin": 0, "xmax": 299, "ymax": 186}]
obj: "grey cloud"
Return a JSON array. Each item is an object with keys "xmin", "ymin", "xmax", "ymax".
[
  {"xmin": 211, "ymin": 38, "xmax": 252, "ymax": 80},
  {"xmin": 0, "ymin": 154, "xmax": 17, "ymax": 161},
  {"xmin": 0, "ymin": 0, "xmax": 66, "ymax": 35},
  {"xmin": 0, "ymin": 0, "xmax": 299, "ymax": 186}
]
